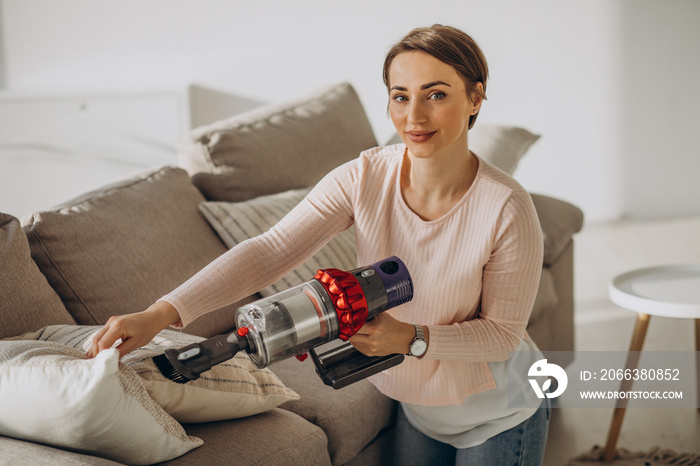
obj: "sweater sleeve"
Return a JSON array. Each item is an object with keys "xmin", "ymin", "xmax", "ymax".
[
  {"xmin": 424, "ymin": 192, "xmax": 544, "ymax": 362},
  {"xmin": 160, "ymin": 161, "xmax": 357, "ymax": 328}
]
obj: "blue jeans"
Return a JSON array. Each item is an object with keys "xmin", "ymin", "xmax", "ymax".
[{"xmin": 393, "ymin": 398, "xmax": 550, "ymax": 466}]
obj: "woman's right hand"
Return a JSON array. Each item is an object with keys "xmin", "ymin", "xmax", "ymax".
[{"xmin": 87, "ymin": 301, "xmax": 181, "ymax": 359}]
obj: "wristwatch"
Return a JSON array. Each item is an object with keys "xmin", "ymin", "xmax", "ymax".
[{"xmin": 408, "ymin": 324, "xmax": 428, "ymax": 357}]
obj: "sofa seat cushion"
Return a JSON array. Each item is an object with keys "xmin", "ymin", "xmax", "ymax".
[
  {"xmin": 530, "ymin": 193, "xmax": 585, "ymax": 265},
  {"xmin": 0, "ymin": 436, "xmax": 123, "ymax": 466},
  {"xmin": 19, "ymin": 167, "xmax": 243, "ymax": 332},
  {"xmin": 178, "ymin": 82, "xmax": 378, "ymax": 202},
  {"xmin": 171, "ymin": 409, "xmax": 331, "ymax": 466},
  {"xmin": 270, "ymin": 356, "xmax": 396, "ymax": 466},
  {"xmin": 0, "ymin": 213, "xmax": 76, "ymax": 339}
]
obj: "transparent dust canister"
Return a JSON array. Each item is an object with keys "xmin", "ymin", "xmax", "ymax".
[{"xmin": 235, "ymin": 280, "xmax": 339, "ymax": 368}]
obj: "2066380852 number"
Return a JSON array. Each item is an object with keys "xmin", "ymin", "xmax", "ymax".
[{"xmin": 599, "ymin": 368, "xmax": 680, "ymax": 381}]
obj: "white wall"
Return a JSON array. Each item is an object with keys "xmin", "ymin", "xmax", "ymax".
[{"xmin": 1, "ymin": 0, "xmax": 698, "ymax": 221}]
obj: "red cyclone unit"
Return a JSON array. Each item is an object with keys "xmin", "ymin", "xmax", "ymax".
[{"xmin": 314, "ymin": 268, "xmax": 369, "ymax": 341}]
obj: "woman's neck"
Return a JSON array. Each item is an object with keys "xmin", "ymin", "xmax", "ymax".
[
  {"xmin": 400, "ymin": 147, "xmax": 479, "ymax": 221},
  {"xmin": 402, "ymin": 148, "xmax": 477, "ymax": 199}
]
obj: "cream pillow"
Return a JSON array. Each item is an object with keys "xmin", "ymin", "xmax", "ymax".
[
  {"xmin": 16, "ymin": 325, "xmax": 299, "ymax": 423},
  {"xmin": 199, "ymin": 188, "xmax": 357, "ymax": 296},
  {"xmin": 0, "ymin": 340, "xmax": 201, "ymax": 465},
  {"xmin": 385, "ymin": 123, "xmax": 540, "ymax": 175}
]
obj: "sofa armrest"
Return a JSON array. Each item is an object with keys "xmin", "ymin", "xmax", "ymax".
[{"xmin": 531, "ymin": 193, "xmax": 584, "ymax": 266}]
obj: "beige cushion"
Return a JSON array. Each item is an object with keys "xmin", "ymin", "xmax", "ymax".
[
  {"xmin": 178, "ymin": 82, "xmax": 378, "ymax": 202},
  {"xmin": 271, "ymin": 355, "xmax": 396, "ymax": 466},
  {"xmin": 16, "ymin": 325, "xmax": 300, "ymax": 423},
  {"xmin": 0, "ymin": 340, "xmax": 202, "ymax": 464},
  {"xmin": 531, "ymin": 193, "xmax": 584, "ymax": 265},
  {"xmin": 199, "ymin": 188, "xmax": 357, "ymax": 296},
  {"xmin": 385, "ymin": 123, "xmax": 540, "ymax": 175},
  {"xmin": 0, "ymin": 213, "xmax": 75, "ymax": 339},
  {"xmin": 469, "ymin": 123, "xmax": 540, "ymax": 175},
  {"xmin": 20, "ymin": 167, "xmax": 244, "ymax": 327}
]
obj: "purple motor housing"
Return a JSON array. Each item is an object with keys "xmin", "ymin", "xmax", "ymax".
[{"xmin": 362, "ymin": 256, "xmax": 414, "ymax": 318}]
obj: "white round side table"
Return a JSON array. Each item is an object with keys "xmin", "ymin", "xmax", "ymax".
[{"xmin": 603, "ymin": 265, "xmax": 700, "ymax": 462}]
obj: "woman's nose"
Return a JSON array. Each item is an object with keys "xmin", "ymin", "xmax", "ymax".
[{"xmin": 407, "ymin": 100, "xmax": 428, "ymax": 124}]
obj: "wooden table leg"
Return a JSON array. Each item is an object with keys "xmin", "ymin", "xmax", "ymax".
[
  {"xmin": 603, "ymin": 312, "xmax": 651, "ymax": 463},
  {"xmin": 696, "ymin": 319, "xmax": 700, "ymax": 413}
]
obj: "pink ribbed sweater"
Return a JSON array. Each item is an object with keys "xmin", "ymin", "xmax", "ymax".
[{"xmin": 162, "ymin": 144, "xmax": 543, "ymax": 406}]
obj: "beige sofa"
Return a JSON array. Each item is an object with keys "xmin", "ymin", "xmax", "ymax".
[{"xmin": 0, "ymin": 82, "xmax": 583, "ymax": 465}]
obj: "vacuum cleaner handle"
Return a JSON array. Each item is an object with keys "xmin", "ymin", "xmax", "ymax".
[{"xmin": 309, "ymin": 342, "xmax": 405, "ymax": 389}]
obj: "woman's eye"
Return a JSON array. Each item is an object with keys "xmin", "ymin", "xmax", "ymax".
[
  {"xmin": 429, "ymin": 92, "xmax": 446, "ymax": 101},
  {"xmin": 392, "ymin": 94, "xmax": 408, "ymax": 102}
]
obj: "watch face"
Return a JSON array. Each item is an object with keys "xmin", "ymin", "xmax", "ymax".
[{"xmin": 410, "ymin": 339, "xmax": 428, "ymax": 357}]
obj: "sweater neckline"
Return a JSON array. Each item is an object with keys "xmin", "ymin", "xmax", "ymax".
[{"xmin": 394, "ymin": 145, "xmax": 482, "ymax": 225}]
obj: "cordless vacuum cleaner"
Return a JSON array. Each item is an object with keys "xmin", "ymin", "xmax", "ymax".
[{"xmin": 153, "ymin": 256, "xmax": 413, "ymax": 389}]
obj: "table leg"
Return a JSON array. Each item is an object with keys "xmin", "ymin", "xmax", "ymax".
[
  {"xmin": 696, "ymin": 319, "xmax": 699, "ymax": 413},
  {"xmin": 603, "ymin": 312, "xmax": 651, "ymax": 463}
]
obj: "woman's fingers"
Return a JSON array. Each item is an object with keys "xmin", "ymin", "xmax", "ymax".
[
  {"xmin": 87, "ymin": 316, "xmax": 135, "ymax": 358},
  {"xmin": 86, "ymin": 323, "xmax": 111, "ymax": 358},
  {"xmin": 348, "ymin": 314, "xmax": 415, "ymax": 356},
  {"xmin": 86, "ymin": 302, "xmax": 179, "ymax": 359}
]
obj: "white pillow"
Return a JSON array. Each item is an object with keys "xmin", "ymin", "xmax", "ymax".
[
  {"xmin": 0, "ymin": 340, "xmax": 201, "ymax": 465},
  {"xmin": 385, "ymin": 123, "xmax": 540, "ymax": 175},
  {"xmin": 199, "ymin": 187, "xmax": 357, "ymax": 296},
  {"xmin": 16, "ymin": 325, "xmax": 300, "ymax": 423}
]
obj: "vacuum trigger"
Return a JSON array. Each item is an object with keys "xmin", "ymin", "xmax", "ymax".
[{"xmin": 295, "ymin": 352, "xmax": 308, "ymax": 362}]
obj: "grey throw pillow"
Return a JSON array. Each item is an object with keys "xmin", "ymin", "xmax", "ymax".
[
  {"xmin": 178, "ymin": 82, "xmax": 378, "ymax": 202},
  {"xmin": 20, "ymin": 167, "xmax": 240, "ymax": 326},
  {"xmin": 0, "ymin": 213, "xmax": 75, "ymax": 339}
]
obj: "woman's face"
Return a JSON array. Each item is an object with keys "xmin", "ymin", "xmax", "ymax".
[{"xmin": 388, "ymin": 51, "xmax": 481, "ymax": 160}]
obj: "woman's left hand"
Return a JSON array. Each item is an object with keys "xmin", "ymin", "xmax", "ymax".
[{"xmin": 348, "ymin": 313, "xmax": 417, "ymax": 357}]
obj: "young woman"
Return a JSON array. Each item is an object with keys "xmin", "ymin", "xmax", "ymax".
[{"xmin": 89, "ymin": 24, "xmax": 549, "ymax": 466}]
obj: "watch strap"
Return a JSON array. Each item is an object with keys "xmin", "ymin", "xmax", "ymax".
[{"xmin": 412, "ymin": 323, "xmax": 424, "ymax": 341}]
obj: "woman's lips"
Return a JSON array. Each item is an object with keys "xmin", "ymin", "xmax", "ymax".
[{"xmin": 406, "ymin": 131, "xmax": 436, "ymax": 143}]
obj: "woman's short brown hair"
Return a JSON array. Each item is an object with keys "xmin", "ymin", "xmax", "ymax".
[{"xmin": 383, "ymin": 24, "xmax": 489, "ymax": 129}]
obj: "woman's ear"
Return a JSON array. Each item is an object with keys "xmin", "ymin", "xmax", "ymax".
[{"xmin": 471, "ymin": 82, "xmax": 485, "ymax": 110}]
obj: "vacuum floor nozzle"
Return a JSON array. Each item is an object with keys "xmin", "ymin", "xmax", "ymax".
[
  {"xmin": 154, "ymin": 332, "xmax": 249, "ymax": 383},
  {"xmin": 153, "ymin": 353, "xmax": 192, "ymax": 384}
]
